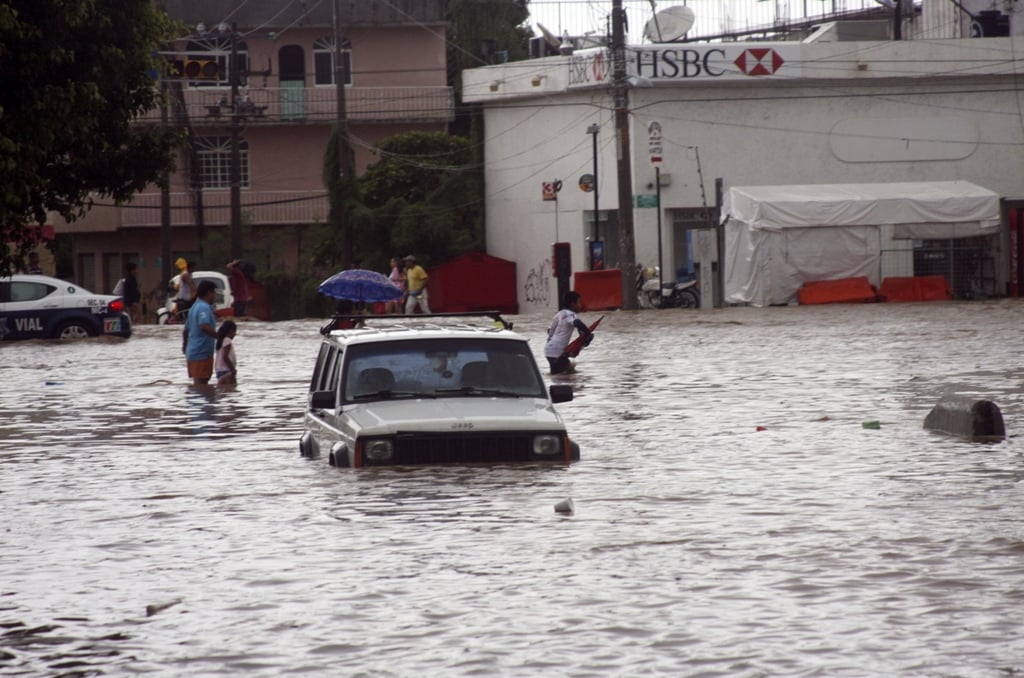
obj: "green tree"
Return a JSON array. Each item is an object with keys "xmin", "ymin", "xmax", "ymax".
[
  {"xmin": 308, "ymin": 0, "xmax": 530, "ymax": 279},
  {"xmin": 355, "ymin": 131, "xmax": 482, "ymax": 269},
  {"xmin": 447, "ymin": 0, "xmax": 532, "ymax": 82},
  {"xmin": 446, "ymin": 0, "xmax": 532, "ymax": 139},
  {"xmin": 0, "ymin": 0, "xmax": 182, "ymax": 274},
  {"xmin": 311, "ymin": 125, "xmax": 372, "ymax": 273}
]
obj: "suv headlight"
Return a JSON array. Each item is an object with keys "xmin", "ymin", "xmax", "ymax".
[
  {"xmin": 362, "ymin": 438, "xmax": 394, "ymax": 462},
  {"xmin": 532, "ymin": 434, "xmax": 562, "ymax": 456}
]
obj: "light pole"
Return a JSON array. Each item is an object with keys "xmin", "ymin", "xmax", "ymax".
[{"xmin": 587, "ymin": 123, "xmax": 599, "ymax": 269}]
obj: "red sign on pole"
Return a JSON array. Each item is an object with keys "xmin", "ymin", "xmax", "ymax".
[{"xmin": 542, "ymin": 179, "xmax": 562, "ymax": 201}]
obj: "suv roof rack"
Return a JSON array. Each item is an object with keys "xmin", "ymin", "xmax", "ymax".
[{"xmin": 319, "ymin": 311, "xmax": 512, "ymax": 336}]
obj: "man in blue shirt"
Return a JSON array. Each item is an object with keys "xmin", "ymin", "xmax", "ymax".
[{"xmin": 182, "ymin": 280, "xmax": 218, "ymax": 385}]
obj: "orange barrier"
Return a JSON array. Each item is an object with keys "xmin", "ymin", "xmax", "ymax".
[
  {"xmin": 878, "ymin": 276, "xmax": 952, "ymax": 302},
  {"xmin": 797, "ymin": 276, "xmax": 878, "ymax": 305},
  {"xmin": 574, "ymin": 269, "xmax": 622, "ymax": 310}
]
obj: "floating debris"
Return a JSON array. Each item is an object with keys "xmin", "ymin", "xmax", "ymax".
[
  {"xmin": 554, "ymin": 498, "xmax": 575, "ymax": 515},
  {"xmin": 924, "ymin": 396, "xmax": 1004, "ymax": 442},
  {"xmin": 145, "ymin": 599, "xmax": 182, "ymax": 617}
]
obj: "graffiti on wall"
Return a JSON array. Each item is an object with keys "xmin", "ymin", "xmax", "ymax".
[{"xmin": 524, "ymin": 258, "xmax": 551, "ymax": 307}]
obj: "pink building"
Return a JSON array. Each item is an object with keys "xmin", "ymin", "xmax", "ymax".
[{"xmin": 55, "ymin": 0, "xmax": 452, "ymax": 317}]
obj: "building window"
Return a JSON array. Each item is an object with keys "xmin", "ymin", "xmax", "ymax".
[
  {"xmin": 314, "ymin": 36, "xmax": 352, "ymax": 86},
  {"xmin": 195, "ymin": 136, "xmax": 250, "ymax": 190},
  {"xmin": 185, "ymin": 36, "xmax": 248, "ymax": 88},
  {"xmin": 77, "ymin": 252, "xmax": 96, "ymax": 291},
  {"xmin": 103, "ymin": 252, "xmax": 121, "ymax": 295}
]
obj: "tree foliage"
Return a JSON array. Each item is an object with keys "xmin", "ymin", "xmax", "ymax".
[
  {"xmin": 353, "ymin": 131, "xmax": 483, "ymax": 270},
  {"xmin": 0, "ymin": 0, "xmax": 182, "ymax": 274},
  {"xmin": 310, "ymin": 0, "xmax": 529, "ymax": 279},
  {"xmin": 447, "ymin": 0, "xmax": 532, "ymax": 77},
  {"xmin": 446, "ymin": 0, "xmax": 532, "ymax": 138},
  {"xmin": 311, "ymin": 124, "xmax": 372, "ymax": 273}
]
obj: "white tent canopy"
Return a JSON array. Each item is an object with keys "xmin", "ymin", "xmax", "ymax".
[{"xmin": 722, "ymin": 181, "xmax": 1001, "ymax": 306}]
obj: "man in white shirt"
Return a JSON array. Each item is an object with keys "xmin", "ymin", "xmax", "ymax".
[{"xmin": 544, "ymin": 291, "xmax": 593, "ymax": 374}]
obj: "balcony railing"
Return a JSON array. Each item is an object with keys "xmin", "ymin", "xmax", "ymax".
[
  {"xmin": 120, "ymin": 190, "xmax": 330, "ymax": 228},
  {"xmin": 137, "ymin": 85, "xmax": 455, "ymax": 125}
]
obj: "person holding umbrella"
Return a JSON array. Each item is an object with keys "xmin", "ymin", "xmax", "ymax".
[
  {"xmin": 403, "ymin": 255, "xmax": 431, "ymax": 314},
  {"xmin": 316, "ymin": 267, "xmax": 405, "ymax": 331}
]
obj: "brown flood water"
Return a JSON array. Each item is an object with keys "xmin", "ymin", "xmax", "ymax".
[{"xmin": 1, "ymin": 301, "xmax": 1023, "ymax": 676}]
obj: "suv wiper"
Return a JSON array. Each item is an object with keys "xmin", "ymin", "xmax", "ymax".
[
  {"xmin": 352, "ymin": 389, "xmax": 437, "ymax": 401},
  {"xmin": 435, "ymin": 386, "xmax": 522, "ymax": 398}
]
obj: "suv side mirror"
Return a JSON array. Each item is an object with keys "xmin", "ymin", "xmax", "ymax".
[
  {"xmin": 309, "ymin": 390, "xmax": 336, "ymax": 409},
  {"xmin": 549, "ymin": 384, "xmax": 573, "ymax": 403}
]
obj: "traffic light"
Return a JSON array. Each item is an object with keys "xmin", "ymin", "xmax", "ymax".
[
  {"xmin": 166, "ymin": 58, "xmax": 220, "ymax": 80},
  {"xmin": 185, "ymin": 59, "xmax": 219, "ymax": 79}
]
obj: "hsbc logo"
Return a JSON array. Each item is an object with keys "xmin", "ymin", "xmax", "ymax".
[
  {"xmin": 734, "ymin": 48, "xmax": 785, "ymax": 76},
  {"xmin": 567, "ymin": 45, "xmax": 797, "ymax": 89},
  {"xmin": 591, "ymin": 51, "xmax": 608, "ymax": 82},
  {"xmin": 568, "ymin": 49, "xmax": 610, "ymax": 87}
]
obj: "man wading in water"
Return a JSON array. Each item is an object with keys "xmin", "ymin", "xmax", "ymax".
[{"xmin": 544, "ymin": 291, "xmax": 593, "ymax": 375}]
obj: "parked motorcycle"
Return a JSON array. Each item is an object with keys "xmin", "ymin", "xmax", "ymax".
[{"xmin": 637, "ymin": 266, "xmax": 700, "ymax": 309}]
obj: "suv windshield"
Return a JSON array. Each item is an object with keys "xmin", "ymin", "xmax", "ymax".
[{"xmin": 342, "ymin": 338, "xmax": 546, "ymax": 403}]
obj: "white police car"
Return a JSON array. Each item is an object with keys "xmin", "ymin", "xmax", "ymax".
[
  {"xmin": 300, "ymin": 313, "xmax": 581, "ymax": 467},
  {"xmin": 0, "ymin": 274, "xmax": 132, "ymax": 341}
]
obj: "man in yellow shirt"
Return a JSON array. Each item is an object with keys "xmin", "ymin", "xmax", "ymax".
[{"xmin": 403, "ymin": 254, "xmax": 431, "ymax": 314}]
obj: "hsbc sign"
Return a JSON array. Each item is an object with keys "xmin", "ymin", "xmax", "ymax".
[
  {"xmin": 568, "ymin": 50, "xmax": 610, "ymax": 87},
  {"xmin": 567, "ymin": 45, "xmax": 799, "ymax": 88}
]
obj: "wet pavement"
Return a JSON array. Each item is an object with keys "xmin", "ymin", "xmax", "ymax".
[{"xmin": 2, "ymin": 301, "xmax": 1023, "ymax": 675}]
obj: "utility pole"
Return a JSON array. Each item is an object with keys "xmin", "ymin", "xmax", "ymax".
[
  {"xmin": 612, "ymin": 0, "xmax": 638, "ymax": 309},
  {"xmin": 229, "ymin": 22, "xmax": 243, "ymax": 260},
  {"xmin": 334, "ymin": 0, "xmax": 352, "ymax": 268},
  {"xmin": 160, "ymin": 80, "xmax": 172, "ymax": 290}
]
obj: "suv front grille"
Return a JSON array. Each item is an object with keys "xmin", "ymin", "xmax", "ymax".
[{"xmin": 379, "ymin": 431, "xmax": 555, "ymax": 465}]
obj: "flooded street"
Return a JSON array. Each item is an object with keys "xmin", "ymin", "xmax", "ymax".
[{"xmin": 2, "ymin": 301, "xmax": 1023, "ymax": 676}]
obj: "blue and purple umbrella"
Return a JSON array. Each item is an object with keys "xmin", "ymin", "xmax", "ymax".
[{"xmin": 317, "ymin": 268, "xmax": 403, "ymax": 303}]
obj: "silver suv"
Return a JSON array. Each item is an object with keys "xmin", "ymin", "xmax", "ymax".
[{"xmin": 300, "ymin": 313, "xmax": 580, "ymax": 467}]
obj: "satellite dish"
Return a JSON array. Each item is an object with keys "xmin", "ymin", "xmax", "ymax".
[
  {"xmin": 536, "ymin": 22, "xmax": 561, "ymax": 51},
  {"xmin": 643, "ymin": 5, "xmax": 696, "ymax": 43}
]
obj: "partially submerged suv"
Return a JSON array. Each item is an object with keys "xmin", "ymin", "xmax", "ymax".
[{"xmin": 300, "ymin": 313, "xmax": 580, "ymax": 467}]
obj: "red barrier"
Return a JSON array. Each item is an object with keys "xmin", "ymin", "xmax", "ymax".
[
  {"xmin": 879, "ymin": 276, "xmax": 952, "ymax": 302},
  {"xmin": 574, "ymin": 269, "xmax": 622, "ymax": 310},
  {"xmin": 429, "ymin": 251, "xmax": 519, "ymax": 314},
  {"xmin": 797, "ymin": 277, "xmax": 878, "ymax": 305}
]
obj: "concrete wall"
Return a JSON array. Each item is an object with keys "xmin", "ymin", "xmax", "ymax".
[{"xmin": 465, "ymin": 38, "xmax": 1024, "ymax": 313}]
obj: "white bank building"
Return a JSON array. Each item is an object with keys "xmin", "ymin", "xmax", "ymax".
[{"xmin": 463, "ymin": 23, "xmax": 1024, "ymax": 309}]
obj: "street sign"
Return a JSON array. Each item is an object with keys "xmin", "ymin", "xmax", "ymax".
[
  {"xmin": 648, "ymin": 120, "xmax": 663, "ymax": 166},
  {"xmin": 542, "ymin": 179, "xmax": 562, "ymax": 201}
]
